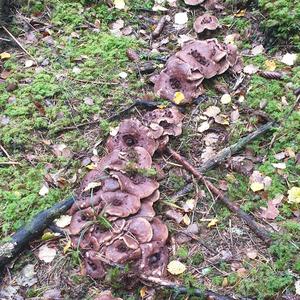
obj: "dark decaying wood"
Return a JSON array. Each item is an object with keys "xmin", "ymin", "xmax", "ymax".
[
  {"xmin": 167, "ymin": 147, "xmax": 273, "ymax": 245},
  {"xmin": 152, "ymin": 16, "xmax": 167, "ymax": 39},
  {"xmin": 0, "ymin": 196, "xmax": 75, "ymax": 274}
]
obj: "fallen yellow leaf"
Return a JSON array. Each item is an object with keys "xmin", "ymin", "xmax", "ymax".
[
  {"xmin": 42, "ymin": 232, "xmax": 56, "ymax": 241},
  {"xmin": 63, "ymin": 240, "xmax": 72, "ymax": 254},
  {"xmin": 86, "ymin": 163, "xmax": 96, "ymax": 170},
  {"xmin": 182, "ymin": 214, "xmax": 191, "ymax": 225},
  {"xmin": 250, "ymin": 182, "xmax": 264, "ymax": 192},
  {"xmin": 220, "ymin": 93, "xmax": 232, "ymax": 104},
  {"xmin": 0, "ymin": 52, "xmax": 11, "ymax": 59},
  {"xmin": 173, "ymin": 91, "xmax": 185, "ymax": 105},
  {"xmin": 288, "ymin": 187, "xmax": 300, "ymax": 204},
  {"xmin": 234, "ymin": 9, "xmax": 246, "ymax": 17},
  {"xmin": 140, "ymin": 286, "xmax": 147, "ymax": 298},
  {"xmin": 167, "ymin": 260, "xmax": 186, "ymax": 275},
  {"xmin": 207, "ymin": 218, "xmax": 218, "ymax": 228},
  {"xmin": 265, "ymin": 60, "xmax": 276, "ymax": 71}
]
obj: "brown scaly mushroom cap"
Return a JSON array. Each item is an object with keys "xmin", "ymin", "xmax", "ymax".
[
  {"xmin": 69, "ymin": 206, "xmax": 100, "ymax": 235},
  {"xmin": 153, "ymin": 56, "xmax": 204, "ymax": 105},
  {"xmin": 112, "ymin": 171, "xmax": 159, "ymax": 199},
  {"xmin": 194, "ymin": 14, "xmax": 220, "ymax": 34},
  {"xmin": 106, "ymin": 119, "xmax": 158, "ymax": 156},
  {"xmin": 139, "ymin": 241, "xmax": 169, "ymax": 276},
  {"xmin": 85, "ymin": 250, "xmax": 106, "ymax": 279},
  {"xmin": 184, "ymin": 0, "xmax": 205, "ymax": 5},
  {"xmin": 151, "ymin": 217, "xmax": 169, "ymax": 244},
  {"xmin": 105, "ymin": 235, "xmax": 141, "ymax": 264},
  {"xmin": 101, "ymin": 190, "xmax": 141, "ymax": 217},
  {"xmin": 94, "ymin": 291, "xmax": 123, "ymax": 300},
  {"xmin": 97, "ymin": 147, "xmax": 153, "ymax": 171},
  {"xmin": 144, "ymin": 107, "xmax": 184, "ymax": 138},
  {"xmin": 128, "ymin": 217, "xmax": 153, "ymax": 243},
  {"xmin": 176, "ymin": 40, "xmax": 226, "ymax": 79}
]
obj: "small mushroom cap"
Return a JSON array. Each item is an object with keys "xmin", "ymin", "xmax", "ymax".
[
  {"xmin": 194, "ymin": 14, "xmax": 220, "ymax": 33},
  {"xmin": 112, "ymin": 172, "xmax": 159, "ymax": 199},
  {"xmin": 85, "ymin": 250, "xmax": 106, "ymax": 279},
  {"xmin": 102, "ymin": 191, "xmax": 141, "ymax": 217},
  {"xmin": 69, "ymin": 207, "xmax": 99, "ymax": 235},
  {"xmin": 106, "ymin": 119, "xmax": 158, "ymax": 156},
  {"xmin": 94, "ymin": 291, "xmax": 123, "ymax": 300},
  {"xmin": 128, "ymin": 217, "xmax": 153, "ymax": 243},
  {"xmin": 184, "ymin": 0, "xmax": 205, "ymax": 5},
  {"xmin": 102, "ymin": 177, "xmax": 120, "ymax": 192},
  {"xmin": 142, "ymin": 190, "xmax": 160, "ymax": 203},
  {"xmin": 139, "ymin": 241, "xmax": 169, "ymax": 276},
  {"xmin": 144, "ymin": 107, "xmax": 184, "ymax": 137},
  {"xmin": 151, "ymin": 217, "xmax": 169, "ymax": 243},
  {"xmin": 105, "ymin": 237, "xmax": 141, "ymax": 264},
  {"xmin": 98, "ymin": 147, "xmax": 152, "ymax": 171},
  {"xmin": 134, "ymin": 202, "xmax": 156, "ymax": 219},
  {"xmin": 69, "ymin": 191, "xmax": 103, "ymax": 214}
]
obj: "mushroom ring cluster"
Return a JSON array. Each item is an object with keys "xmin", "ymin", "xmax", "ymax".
[{"xmin": 67, "ymin": 107, "xmax": 184, "ymax": 280}]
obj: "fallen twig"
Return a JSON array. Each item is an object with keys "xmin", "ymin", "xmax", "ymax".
[
  {"xmin": 166, "ymin": 146, "xmax": 272, "ymax": 245},
  {"xmin": 2, "ymin": 25, "xmax": 36, "ymax": 63},
  {"xmin": 152, "ymin": 16, "xmax": 167, "ymax": 39},
  {"xmin": 54, "ymin": 100, "xmax": 159, "ymax": 134},
  {"xmin": 140, "ymin": 275, "xmax": 235, "ymax": 300},
  {"xmin": 68, "ymin": 77, "xmax": 119, "ymax": 85},
  {"xmin": 0, "ymin": 196, "xmax": 75, "ymax": 275}
]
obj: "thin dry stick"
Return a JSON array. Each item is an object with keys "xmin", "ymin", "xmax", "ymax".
[
  {"xmin": 166, "ymin": 146, "xmax": 272, "ymax": 245},
  {"xmin": 0, "ymin": 144, "xmax": 11, "ymax": 160},
  {"xmin": 68, "ymin": 77, "xmax": 119, "ymax": 85},
  {"xmin": 2, "ymin": 26, "xmax": 36, "ymax": 62}
]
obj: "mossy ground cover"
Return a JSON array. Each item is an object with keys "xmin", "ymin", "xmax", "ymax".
[{"xmin": 0, "ymin": 0, "xmax": 300, "ymax": 299}]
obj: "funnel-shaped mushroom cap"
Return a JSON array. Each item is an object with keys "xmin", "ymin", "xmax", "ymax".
[
  {"xmin": 85, "ymin": 251, "xmax": 106, "ymax": 279},
  {"xmin": 105, "ymin": 236, "xmax": 141, "ymax": 264},
  {"xmin": 92, "ymin": 224, "xmax": 114, "ymax": 244},
  {"xmin": 128, "ymin": 217, "xmax": 153, "ymax": 243},
  {"xmin": 98, "ymin": 147, "xmax": 152, "ymax": 171},
  {"xmin": 176, "ymin": 41, "xmax": 223, "ymax": 79},
  {"xmin": 106, "ymin": 119, "xmax": 158, "ymax": 156},
  {"xmin": 134, "ymin": 202, "xmax": 156, "ymax": 219},
  {"xmin": 184, "ymin": 0, "xmax": 205, "ymax": 4},
  {"xmin": 151, "ymin": 217, "xmax": 169, "ymax": 243},
  {"xmin": 144, "ymin": 107, "xmax": 184, "ymax": 137},
  {"xmin": 194, "ymin": 14, "xmax": 220, "ymax": 33},
  {"xmin": 153, "ymin": 56, "xmax": 204, "ymax": 104},
  {"xmin": 139, "ymin": 241, "xmax": 169, "ymax": 276},
  {"xmin": 102, "ymin": 191, "xmax": 141, "ymax": 217},
  {"xmin": 69, "ymin": 207, "xmax": 100, "ymax": 235},
  {"xmin": 94, "ymin": 291, "xmax": 123, "ymax": 300},
  {"xmin": 207, "ymin": 38, "xmax": 227, "ymax": 62},
  {"xmin": 112, "ymin": 172, "xmax": 159, "ymax": 199}
]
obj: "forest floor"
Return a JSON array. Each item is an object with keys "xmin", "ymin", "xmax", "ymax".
[{"xmin": 0, "ymin": 0, "xmax": 300, "ymax": 299}]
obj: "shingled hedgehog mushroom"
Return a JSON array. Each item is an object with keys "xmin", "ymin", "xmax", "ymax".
[
  {"xmin": 152, "ymin": 39, "xmax": 242, "ymax": 104},
  {"xmin": 66, "ymin": 101, "xmax": 187, "ymax": 290},
  {"xmin": 194, "ymin": 14, "xmax": 220, "ymax": 34}
]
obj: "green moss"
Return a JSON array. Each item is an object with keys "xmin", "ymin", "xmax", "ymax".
[
  {"xmin": 176, "ymin": 246, "xmax": 189, "ymax": 259},
  {"xmin": 189, "ymin": 251, "xmax": 204, "ymax": 266},
  {"xmin": 168, "ymin": 173, "xmax": 186, "ymax": 192}
]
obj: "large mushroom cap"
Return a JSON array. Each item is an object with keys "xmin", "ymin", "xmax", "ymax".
[
  {"xmin": 69, "ymin": 191, "xmax": 103, "ymax": 215},
  {"xmin": 112, "ymin": 172, "xmax": 159, "ymax": 199},
  {"xmin": 151, "ymin": 217, "xmax": 169, "ymax": 243},
  {"xmin": 105, "ymin": 236, "xmax": 141, "ymax": 264},
  {"xmin": 94, "ymin": 291, "xmax": 123, "ymax": 300},
  {"xmin": 194, "ymin": 14, "xmax": 220, "ymax": 34},
  {"xmin": 153, "ymin": 56, "xmax": 204, "ymax": 104},
  {"xmin": 98, "ymin": 147, "xmax": 153, "ymax": 172},
  {"xmin": 102, "ymin": 191, "xmax": 141, "ymax": 217},
  {"xmin": 128, "ymin": 217, "xmax": 153, "ymax": 243},
  {"xmin": 139, "ymin": 242, "xmax": 169, "ymax": 276},
  {"xmin": 106, "ymin": 119, "xmax": 158, "ymax": 156},
  {"xmin": 142, "ymin": 190, "xmax": 160, "ymax": 203},
  {"xmin": 134, "ymin": 202, "xmax": 156, "ymax": 219},
  {"xmin": 85, "ymin": 250, "xmax": 106, "ymax": 279}
]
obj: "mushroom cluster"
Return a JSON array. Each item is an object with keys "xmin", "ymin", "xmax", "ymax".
[
  {"xmin": 152, "ymin": 39, "xmax": 243, "ymax": 104},
  {"xmin": 67, "ymin": 107, "xmax": 184, "ymax": 283}
]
